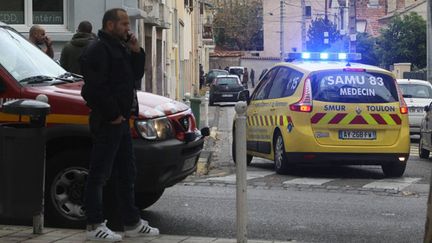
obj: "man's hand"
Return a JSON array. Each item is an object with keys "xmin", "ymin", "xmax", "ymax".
[
  {"xmin": 127, "ymin": 33, "xmax": 141, "ymax": 53},
  {"xmin": 44, "ymin": 36, "xmax": 53, "ymax": 48},
  {"xmin": 110, "ymin": 115, "xmax": 126, "ymax": 124}
]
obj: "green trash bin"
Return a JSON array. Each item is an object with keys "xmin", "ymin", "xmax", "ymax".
[{"xmin": 189, "ymin": 97, "xmax": 202, "ymax": 128}]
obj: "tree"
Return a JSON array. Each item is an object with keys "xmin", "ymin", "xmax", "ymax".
[
  {"xmin": 356, "ymin": 32, "xmax": 379, "ymax": 66},
  {"xmin": 212, "ymin": 0, "xmax": 263, "ymax": 51},
  {"xmin": 375, "ymin": 12, "xmax": 426, "ymax": 69},
  {"xmin": 306, "ymin": 18, "xmax": 341, "ymax": 52}
]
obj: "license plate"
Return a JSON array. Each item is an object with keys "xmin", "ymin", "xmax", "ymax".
[
  {"xmin": 222, "ymin": 94, "xmax": 233, "ymax": 97},
  {"xmin": 182, "ymin": 156, "xmax": 197, "ymax": 171},
  {"xmin": 339, "ymin": 130, "xmax": 376, "ymax": 140},
  {"xmin": 409, "ymin": 107, "xmax": 424, "ymax": 113}
]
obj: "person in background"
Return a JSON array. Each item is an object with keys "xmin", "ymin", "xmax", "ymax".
[
  {"xmin": 199, "ymin": 64, "xmax": 204, "ymax": 89},
  {"xmin": 250, "ymin": 68, "xmax": 255, "ymax": 88},
  {"xmin": 29, "ymin": 25, "xmax": 54, "ymax": 58},
  {"xmin": 243, "ymin": 67, "xmax": 249, "ymax": 89},
  {"xmin": 80, "ymin": 8, "xmax": 159, "ymax": 242},
  {"xmin": 60, "ymin": 21, "xmax": 95, "ymax": 75}
]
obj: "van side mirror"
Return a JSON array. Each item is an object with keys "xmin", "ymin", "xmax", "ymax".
[
  {"xmin": 425, "ymin": 105, "xmax": 430, "ymax": 112},
  {"xmin": 238, "ymin": 90, "xmax": 250, "ymax": 105}
]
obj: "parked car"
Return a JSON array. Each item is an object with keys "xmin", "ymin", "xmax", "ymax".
[
  {"xmin": 0, "ymin": 23, "xmax": 209, "ymax": 227},
  {"xmin": 232, "ymin": 52, "xmax": 410, "ymax": 177},
  {"xmin": 205, "ymin": 69, "xmax": 229, "ymax": 85},
  {"xmin": 209, "ymin": 75, "xmax": 245, "ymax": 106},
  {"xmin": 397, "ymin": 79, "xmax": 432, "ymax": 135}
]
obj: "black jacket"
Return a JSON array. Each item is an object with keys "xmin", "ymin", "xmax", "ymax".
[
  {"xmin": 60, "ymin": 32, "xmax": 95, "ymax": 75},
  {"xmin": 80, "ymin": 30, "xmax": 145, "ymax": 122}
]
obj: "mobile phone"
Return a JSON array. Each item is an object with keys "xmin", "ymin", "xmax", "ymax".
[{"xmin": 126, "ymin": 33, "xmax": 132, "ymax": 42}]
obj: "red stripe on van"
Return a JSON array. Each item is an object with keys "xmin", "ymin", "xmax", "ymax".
[
  {"xmin": 371, "ymin": 114, "xmax": 387, "ymax": 124},
  {"xmin": 350, "ymin": 115, "xmax": 368, "ymax": 124},
  {"xmin": 390, "ymin": 114, "xmax": 402, "ymax": 125},
  {"xmin": 329, "ymin": 113, "xmax": 347, "ymax": 124},
  {"xmin": 311, "ymin": 113, "xmax": 326, "ymax": 124}
]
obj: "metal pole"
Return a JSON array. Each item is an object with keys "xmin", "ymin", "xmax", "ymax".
[
  {"xmin": 424, "ymin": 3, "xmax": 432, "ymax": 242},
  {"xmin": 301, "ymin": 0, "xmax": 306, "ymax": 51},
  {"xmin": 204, "ymin": 91, "xmax": 209, "ymax": 127},
  {"xmin": 280, "ymin": 0, "xmax": 284, "ymax": 61},
  {"xmin": 427, "ymin": 0, "xmax": 432, "ymax": 82},
  {"xmin": 235, "ymin": 101, "xmax": 248, "ymax": 243}
]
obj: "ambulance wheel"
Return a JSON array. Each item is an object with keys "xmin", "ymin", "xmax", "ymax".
[
  {"xmin": 381, "ymin": 162, "xmax": 406, "ymax": 178},
  {"xmin": 232, "ymin": 129, "xmax": 252, "ymax": 165},
  {"xmin": 419, "ymin": 136, "xmax": 430, "ymax": 159},
  {"xmin": 274, "ymin": 132, "xmax": 289, "ymax": 174}
]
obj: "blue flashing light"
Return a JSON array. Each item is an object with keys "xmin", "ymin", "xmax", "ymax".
[
  {"xmin": 302, "ymin": 52, "xmax": 311, "ymax": 59},
  {"xmin": 320, "ymin": 53, "xmax": 329, "ymax": 60},
  {"xmin": 285, "ymin": 52, "xmax": 362, "ymax": 62},
  {"xmin": 338, "ymin": 53, "xmax": 347, "ymax": 60}
]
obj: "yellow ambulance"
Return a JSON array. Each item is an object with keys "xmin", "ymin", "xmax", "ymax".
[{"xmin": 233, "ymin": 53, "xmax": 410, "ymax": 177}]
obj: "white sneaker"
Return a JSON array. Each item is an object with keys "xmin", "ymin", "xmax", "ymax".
[
  {"xmin": 124, "ymin": 219, "xmax": 159, "ymax": 238},
  {"xmin": 86, "ymin": 220, "xmax": 122, "ymax": 242}
]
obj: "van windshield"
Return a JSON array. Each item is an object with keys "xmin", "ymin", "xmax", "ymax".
[
  {"xmin": 311, "ymin": 70, "xmax": 399, "ymax": 103},
  {"xmin": 0, "ymin": 27, "xmax": 66, "ymax": 83}
]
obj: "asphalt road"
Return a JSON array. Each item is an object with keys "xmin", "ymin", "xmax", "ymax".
[
  {"xmin": 138, "ymin": 105, "xmax": 431, "ymax": 243},
  {"xmin": 144, "ymin": 184, "xmax": 426, "ymax": 243}
]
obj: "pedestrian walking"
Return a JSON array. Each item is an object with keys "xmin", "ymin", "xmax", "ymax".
[
  {"xmin": 199, "ymin": 64, "xmax": 204, "ymax": 89},
  {"xmin": 60, "ymin": 21, "xmax": 95, "ymax": 75},
  {"xmin": 250, "ymin": 68, "xmax": 255, "ymax": 88},
  {"xmin": 28, "ymin": 25, "xmax": 54, "ymax": 58},
  {"xmin": 80, "ymin": 8, "xmax": 159, "ymax": 242},
  {"xmin": 243, "ymin": 67, "xmax": 249, "ymax": 88}
]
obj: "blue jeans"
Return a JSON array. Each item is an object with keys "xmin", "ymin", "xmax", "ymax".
[{"xmin": 84, "ymin": 113, "xmax": 140, "ymax": 226}]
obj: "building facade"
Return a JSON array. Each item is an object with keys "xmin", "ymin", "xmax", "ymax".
[{"xmin": 0, "ymin": 0, "xmax": 207, "ymax": 101}]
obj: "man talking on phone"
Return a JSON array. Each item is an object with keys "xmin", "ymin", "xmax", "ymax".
[
  {"xmin": 29, "ymin": 25, "xmax": 54, "ymax": 58},
  {"xmin": 80, "ymin": 8, "xmax": 159, "ymax": 242}
]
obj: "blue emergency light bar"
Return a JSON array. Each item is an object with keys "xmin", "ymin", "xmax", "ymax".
[{"xmin": 286, "ymin": 52, "xmax": 362, "ymax": 62}]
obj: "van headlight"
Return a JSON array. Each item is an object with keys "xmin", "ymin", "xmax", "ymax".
[{"xmin": 135, "ymin": 118, "xmax": 174, "ymax": 140}]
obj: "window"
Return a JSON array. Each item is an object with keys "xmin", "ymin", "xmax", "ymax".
[
  {"xmin": 305, "ymin": 6, "xmax": 311, "ymax": 18},
  {"xmin": 268, "ymin": 67, "xmax": 303, "ymax": 99},
  {"xmin": 268, "ymin": 68, "xmax": 291, "ymax": 99},
  {"xmin": 252, "ymin": 68, "xmax": 278, "ymax": 101},
  {"xmin": 368, "ymin": 0, "xmax": 379, "ymax": 7},
  {"xmin": 311, "ymin": 71, "xmax": 398, "ymax": 103},
  {"xmin": 0, "ymin": 0, "xmax": 67, "ymax": 32}
]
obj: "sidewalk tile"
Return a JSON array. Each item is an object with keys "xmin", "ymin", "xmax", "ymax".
[
  {"xmin": 181, "ymin": 236, "xmax": 217, "ymax": 243},
  {"xmin": 212, "ymin": 239, "xmax": 236, "ymax": 243},
  {"xmin": 0, "ymin": 230, "xmax": 17, "ymax": 237}
]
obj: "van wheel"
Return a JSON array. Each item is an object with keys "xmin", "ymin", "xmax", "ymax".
[
  {"xmin": 419, "ymin": 137, "xmax": 430, "ymax": 159},
  {"xmin": 232, "ymin": 130, "xmax": 252, "ymax": 165},
  {"xmin": 45, "ymin": 149, "xmax": 90, "ymax": 228},
  {"xmin": 381, "ymin": 162, "xmax": 406, "ymax": 178},
  {"xmin": 274, "ymin": 132, "xmax": 289, "ymax": 174}
]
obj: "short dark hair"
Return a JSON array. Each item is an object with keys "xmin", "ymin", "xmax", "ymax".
[
  {"xmin": 102, "ymin": 8, "xmax": 126, "ymax": 29},
  {"xmin": 77, "ymin": 21, "xmax": 92, "ymax": 33}
]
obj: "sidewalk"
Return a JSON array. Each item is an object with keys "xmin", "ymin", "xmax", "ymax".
[{"xmin": 0, "ymin": 225, "xmax": 295, "ymax": 243}]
